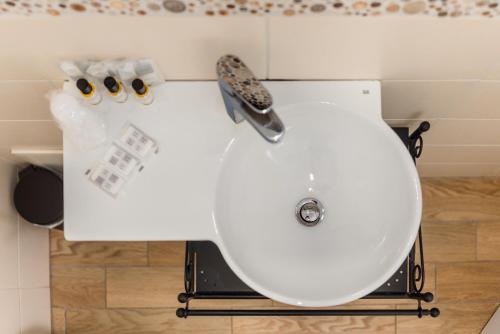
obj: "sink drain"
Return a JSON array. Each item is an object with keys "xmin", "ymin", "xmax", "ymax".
[{"xmin": 295, "ymin": 198, "xmax": 325, "ymax": 227}]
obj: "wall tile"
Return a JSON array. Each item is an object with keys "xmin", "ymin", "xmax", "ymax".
[
  {"xmin": 382, "ymin": 80, "xmax": 500, "ymax": 120},
  {"xmin": 20, "ymin": 288, "xmax": 51, "ymax": 334},
  {"xmin": 19, "ymin": 219, "xmax": 49, "ymax": 289},
  {"xmin": 0, "ymin": 17, "xmax": 266, "ymax": 80},
  {"xmin": 0, "ymin": 289, "xmax": 20, "ymax": 334},
  {"xmin": 0, "ymin": 81, "xmax": 57, "ymax": 120},
  {"xmin": 419, "ymin": 146, "xmax": 500, "ymax": 164},
  {"xmin": 385, "ymin": 119, "xmax": 500, "ymax": 145},
  {"xmin": 269, "ymin": 17, "xmax": 500, "ymax": 80},
  {"xmin": 10, "ymin": 146, "xmax": 63, "ymax": 167},
  {"xmin": 0, "ymin": 161, "xmax": 19, "ymax": 289},
  {"xmin": 0, "ymin": 121, "xmax": 61, "ymax": 151}
]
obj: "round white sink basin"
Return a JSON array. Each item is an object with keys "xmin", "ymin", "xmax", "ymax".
[{"xmin": 213, "ymin": 102, "xmax": 422, "ymax": 307}]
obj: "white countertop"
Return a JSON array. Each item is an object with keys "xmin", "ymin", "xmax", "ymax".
[{"xmin": 64, "ymin": 81, "xmax": 381, "ymax": 241}]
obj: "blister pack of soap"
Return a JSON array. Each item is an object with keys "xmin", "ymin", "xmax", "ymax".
[{"xmin": 87, "ymin": 123, "xmax": 158, "ymax": 197}]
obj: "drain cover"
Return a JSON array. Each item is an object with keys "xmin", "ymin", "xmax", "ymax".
[{"xmin": 295, "ymin": 198, "xmax": 325, "ymax": 227}]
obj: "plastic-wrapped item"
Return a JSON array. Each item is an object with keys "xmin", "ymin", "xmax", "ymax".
[
  {"xmin": 102, "ymin": 144, "xmax": 140, "ymax": 177},
  {"xmin": 117, "ymin": 124, "xmax": 158, "ymax": 159},
  {"xmin": 60, "ymin": 60, "xmax": 93, "ymax": 81},
  {"xmin": 87, "ymin": 124, "xmax": 158, "ymax": 198},
  {"xmin": 49, "ymin": 90, "xmax": 107, "ymax": 151},
  {"xmin": 134, "ymin": 58, "xmax": 164, "ymax": 85},
  {"xmin": 88, "ymin": 164, "xmax": 127, "ymax": 197}
]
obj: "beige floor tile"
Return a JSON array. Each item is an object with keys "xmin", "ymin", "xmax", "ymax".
[
  {"xmin": 51, "ymin": 308, "xmax": 65, "ymax": 334},
  {"xmin": 20, "ymin": 288, "xmax": 51, "ymax": 334},
  {"xmin": 397, "ymin": 303, "xmax": 498, "ymax": 334},
  {"xmin": 148, "ymin": 241, "xmax": 185, "ymax": 266},
  {"xmin": 50, "ymin": 230, "xmax": 148, "ymax": 266},
  {"xmin": 477, "ymin": 222, "xmax": 500, "ymax": 260},
  {"xmin": 233, "ymin": 306, "xmax": 396, "ymax": 334},
  {"xmin": 106, "ymin": 266, "xmax": 184, "ymax": 308},
  {"xmin": 422, "ymin": 178, "xmax": 500, "ymax": 222},
  {"xmin": 66, "ymin": 308, "xmax": 231, "ymax": 334},
  {"xmin": 51, "ymin": 267, "xmax": 105, "ymax": 308},
  {"xmin": 437, "ymin": 262, "xmax": 500, "ymax": 302},
  {"xmin": 422, "ymin": 221, "xmax": 476, "ymax": 262}
]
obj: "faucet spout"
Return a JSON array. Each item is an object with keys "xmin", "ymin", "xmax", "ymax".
[{"xmin": 216, "ymin": 55, "xmax": 285, "ymax": 143}]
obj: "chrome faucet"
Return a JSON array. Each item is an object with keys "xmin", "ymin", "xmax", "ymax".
[{"xmin": 216, "ymin": 55, "xmax": 285, "ymax": 143}]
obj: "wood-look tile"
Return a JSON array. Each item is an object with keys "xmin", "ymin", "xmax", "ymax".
[
  {"xmin": 52, "ymin": 307, "xmax": 65, "ymax": 334},
  {"xmin": 477, "ymin": 222, "xmax": 500, "ymax": 260},
  {"xmin": 50, "ymin": 230, "xmax": 148, "ymax": 266},
  {"xmin": 51, "ymin": 267, "xmax": 105, "ymax": 308},
  {"xmin": 397, "ymin": 303, "xmax": 498, "ymax": 334},
  {"xmin": 106, "ymin": 266, "xmax": 184, "ymax": 308},
  {"xmin": 190, "ymin": 298, "xmax": 273, "ymax": 308},
  {"xmin": 148, "ymin": 241, "xmax": 185, "ymax": 266},
  {"xmin": 437, "ymin": 262, "xmax": 500, "ymax": 302},
  {"xmin": 233, "ymin": 306, "xmax": 396, "ymax": 334},
  {"xmin": 422, "ymin": 178, "xmax": 500, "ymax": 222},
  {"xmin": 66, "ymin": 308, "xmax": 231, "ymax": 334},
  {"xmin": 422, "ymin": 221, "xmax": 476, "ymax": 262}
]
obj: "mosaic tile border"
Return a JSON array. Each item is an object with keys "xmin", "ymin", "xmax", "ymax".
[{"xmin": 1, "ymin": 0, "xmax": 499, "ymax": 17}]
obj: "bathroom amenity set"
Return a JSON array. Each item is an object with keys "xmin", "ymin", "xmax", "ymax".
[{"xmin": 50, "ymin": 58, "xmax": 163, "ymax": 198}]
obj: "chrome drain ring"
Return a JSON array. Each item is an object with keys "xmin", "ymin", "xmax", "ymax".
[{"xmin": 295, "ymin": 198, "xmax": 325, "ymax": 227}]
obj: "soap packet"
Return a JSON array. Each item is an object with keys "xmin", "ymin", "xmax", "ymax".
[
  {"xmin": 87, "ymin": 123, "xmax": 158, "ymax": 197},
  {"xmin": 88, "ymin": 163, "xmax": 127, "ymax": 197},
  {"xmin": 116, "ymin": 123, "xmax": 158, "ymax": 161}
]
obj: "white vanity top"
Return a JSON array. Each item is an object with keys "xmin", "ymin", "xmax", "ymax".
[{"xmin": 64, "ymin": 81, "xmax": 382, "ymax": 241}]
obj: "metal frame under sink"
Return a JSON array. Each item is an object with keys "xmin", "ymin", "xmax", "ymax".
[{"xmin": 176, "ymin": 122, "xmax": 440, "ymax": 319}]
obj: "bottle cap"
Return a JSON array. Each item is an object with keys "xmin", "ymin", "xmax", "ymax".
[
  {"xmin": 76, "ymin": 78, "xmax": 93, "ymax": 95},
  {"xmin": 132, "ymin": 78, "xmax": 147, "ymax": 95},
  {"xmin": 104, "ymin": 76, "xmax": 120, "ymax": 93}
]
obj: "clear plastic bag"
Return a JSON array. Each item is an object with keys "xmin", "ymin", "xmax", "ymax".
[{"xmin": 49, "ymin": 90, "xmax": 107, "ymax": 151}]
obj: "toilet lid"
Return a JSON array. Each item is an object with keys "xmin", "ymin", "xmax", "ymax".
[{"xmin": 14, "ymin": 166, "xmax": 63, "ymax": 226}]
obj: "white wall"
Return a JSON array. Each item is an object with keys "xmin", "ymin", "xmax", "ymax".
[
  {"xmin": 2, "ymin": 16, "xmax": 500, "ymax": 176},
  {"xmin": 0, "ymin": 160, "xmax": 51, "ymax": 334}
]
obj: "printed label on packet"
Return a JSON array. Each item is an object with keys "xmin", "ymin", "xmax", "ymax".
[
  {"xmin": 103, "ymin": 144, "xmax": 139, "ymax": 176},
  {"xmin": 89, "ymin": 164, "xmax": 126, "ymax": 196},
  {"xmin": 118, "ymin": 124, "xmax": 157, "ymax": 158}
]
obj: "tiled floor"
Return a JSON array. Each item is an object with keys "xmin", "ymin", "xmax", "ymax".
[
  {"xmin": 0, "ymin": 161, "xmax": 51, "ymax": 334},
  {"xmin": 50, "ymin": 178, "xmax": 500, "ymax": 334}
]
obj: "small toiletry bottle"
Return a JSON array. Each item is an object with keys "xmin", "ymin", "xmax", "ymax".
[
  {"xmin": 104, "ymin": 76, "xmax": 128, "ymax": 103},
  {"xmin": 131, "ymin": 78, "xmax": 154, "ymax": 105},
  {"xmin": 76, "ymin": 78, "xmax": 102, "ymax": 105}
]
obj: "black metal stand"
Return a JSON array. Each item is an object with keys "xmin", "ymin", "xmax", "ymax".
[{"xmin": 177, "ymin": 123, "xmax": 439, "ymax": 319}]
